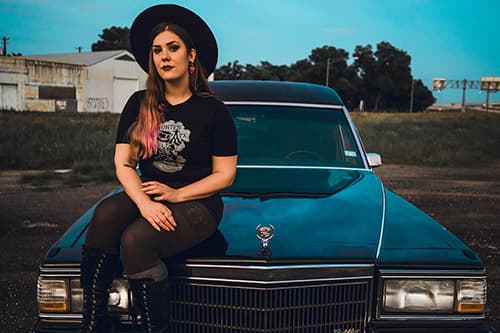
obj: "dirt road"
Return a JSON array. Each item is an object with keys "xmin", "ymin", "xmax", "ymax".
[{"xmin": 0, "ymin": 165, "xmax": 498, "ymax": 332}]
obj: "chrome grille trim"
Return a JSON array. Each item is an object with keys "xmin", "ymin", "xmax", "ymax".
[
  {"xmin": 180, "ymin": 275, "xmax": 373, "ymax": 285},
  {"xmin": 169, "ymin": 277, "xmax": 371, "ymax": 332},
  {"xmin": 171, "ymin": 263, "xmax": 374, "ymax": 284}
]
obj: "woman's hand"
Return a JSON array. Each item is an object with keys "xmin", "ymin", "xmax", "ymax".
[
  {"xmin": 137, "ymin": 200, "xmax": 177, "ymax": 232},
  {"xmin": 141, "ymin": 181, "xmax": 181, "ymax": 203}
]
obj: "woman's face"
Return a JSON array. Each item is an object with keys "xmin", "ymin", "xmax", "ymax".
[{"xmin": 151, "ymin": 29, "xmax": 195, "ymax": 83}]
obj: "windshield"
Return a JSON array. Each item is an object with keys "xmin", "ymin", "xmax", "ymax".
[{"xmin": 228, "ymin": 105, "xmax": 364, "ymax": 168}]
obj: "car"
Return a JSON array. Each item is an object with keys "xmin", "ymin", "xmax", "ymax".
[{"xmin": 33, "ymin": 80, "xmax": 489, "ymax": 333}]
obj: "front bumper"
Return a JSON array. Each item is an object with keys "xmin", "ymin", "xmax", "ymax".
[
  {"xmin": 32, "ymin": 318, "xmax": 136, "ymax": 333},
  {"xmin": 32, "ymin": 318, "xmax": 493, "ymax": 333},
  {"xmin": 368, "ymin": 320, "xmax": 492, "ymax": 333}
]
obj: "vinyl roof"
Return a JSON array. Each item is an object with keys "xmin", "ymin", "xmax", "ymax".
[{"xmin": 210, "ymin": 80, "xmax": 344, "ymax": 106}]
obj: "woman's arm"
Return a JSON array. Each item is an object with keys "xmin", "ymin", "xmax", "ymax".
[
  {"xmin": 142, "ymin": 155, "xmax": 237, "ymax": 203},
  {"xmin": 114, "ymin": 144, "xmax": 176, "ymax": 231}
]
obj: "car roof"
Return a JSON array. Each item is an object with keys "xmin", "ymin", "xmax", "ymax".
[{"xmin": 209, "ymin": 80, "xmax": 344, "ymax": 106}]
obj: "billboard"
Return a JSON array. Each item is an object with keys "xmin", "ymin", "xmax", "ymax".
[
  {"xmin": 480, "ymin": 77, "xmax": 500, "ymax": 91},
  {"xmin": 432, "ymin": 78, "xmax": 447, "ymax": 91}
]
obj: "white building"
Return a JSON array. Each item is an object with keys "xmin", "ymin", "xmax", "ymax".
[{"xmin": 0, "ymin": 50, "xmax": 147, "ymax": 113}]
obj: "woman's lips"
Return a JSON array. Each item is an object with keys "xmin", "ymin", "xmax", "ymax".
[{"xmin": 161, "ymin": 65, "xmax": 173, "ymax": 71}]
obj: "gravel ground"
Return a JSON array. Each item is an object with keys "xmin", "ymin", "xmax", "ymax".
[{"xmin": 0, "ymin": 164, "xmax": 498, "ymax": 332}]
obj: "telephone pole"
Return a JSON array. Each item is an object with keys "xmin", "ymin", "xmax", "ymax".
[
  {"xmin": 409, "ymin": 79, "xmax": 415, "ymax": 113},
  {"xmin": 2, "ymin": 36, "xmax": 9, "ymax": 56}
]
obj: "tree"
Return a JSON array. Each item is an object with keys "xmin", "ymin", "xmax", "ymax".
[
  {"xmin": 305, "ymin": 46, "xmax": 359, "ymax": 108},
  {"xmin": 214, "ymin": 42, "xmax": 435, "ymax": 111},
  {"xmin": 353, "ymin": 44, "xmax": 378, "ymax": 110},
  {"xmin": 374, "ymin": 42, "xmax": 412, "ymax": 111},
  {"xmin": 412, "ymin": 79, "xmax": 436, "ymax": 112},
  {"xmin": 352, "ymin": 42, "xmax": 434, "ymax": 112},
  {"xmin": 92, "ymin": 26, "xmax": 131, "ymax": 52},
  {"xmin": 214, "ymin": 61, "xmax": 245, "ymax": 80}
]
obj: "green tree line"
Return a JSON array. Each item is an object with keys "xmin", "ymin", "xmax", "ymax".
[{"xmin": 93, "ymin": 27, "xmax": 435, "ymax": 112}]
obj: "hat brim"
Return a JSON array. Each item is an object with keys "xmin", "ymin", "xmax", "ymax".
[{"xmin": 130, "ymin": 4, "xmax": 218, "ymax": 77}]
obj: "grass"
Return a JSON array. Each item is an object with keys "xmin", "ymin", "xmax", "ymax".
[
  {"xmin": 0, "ymin": 111, "xmax": 119, "ymax": 186},
  {"xmin": 1, "ymin": 110, "xmax": 499, "ymax": 187},
  {"xmin": 0, "ymin": 111, "xmax": 117, "ymax": 170},
  {"xmin": 351, "ymin": 111, "xmax": 500, "ymax": 167}
]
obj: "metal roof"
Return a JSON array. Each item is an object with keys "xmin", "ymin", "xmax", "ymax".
[
  {"xmin": 209, "ymin": 80, "xmax": 344, "ymax": 106},
  {"xmin": 23, "ymin": 50, "xmax": 134, "ymax": 66}
]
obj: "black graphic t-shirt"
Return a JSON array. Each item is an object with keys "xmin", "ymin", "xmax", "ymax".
[{"xmin": 115, "ymin": 90, "xmax": 237, "ymax": 220}]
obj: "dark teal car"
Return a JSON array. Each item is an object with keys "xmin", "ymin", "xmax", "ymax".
[{"xmin": 33, "ymin": 81, "xmax": 489, "ymax": 333}]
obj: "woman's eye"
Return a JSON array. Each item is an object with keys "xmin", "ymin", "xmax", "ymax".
[
  {"xmin": 169, "ymin": 45, "xmax": 179, "ymax": 52},
  {"xmin": 153, "ymin": 48, "xmax": 162, "ymax": 55}
]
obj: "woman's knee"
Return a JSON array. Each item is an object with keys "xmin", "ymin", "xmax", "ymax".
[
  {"xmin": 120, "ymin": 223, "xmax": 160, "ymax": 274},
  {"xmin": 85, "ymin": 195, "xmax": 130, "ymax": 249},
  {"xmin": 91, "ymin": 197, "xmax": 122, "ymax": 226},
  {"xmin": 120, "ymin": 224, "xmax": 152, "ymax": 257}
]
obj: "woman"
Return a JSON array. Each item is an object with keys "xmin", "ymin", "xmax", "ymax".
[{"xmin": 80, "ymin": 5, "xmax": 237, "ymax": 333}]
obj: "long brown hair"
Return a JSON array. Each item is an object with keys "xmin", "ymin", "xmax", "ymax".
[{"xmin": 128, "ymin": 22, "xmax": 213, "ymax": 160}]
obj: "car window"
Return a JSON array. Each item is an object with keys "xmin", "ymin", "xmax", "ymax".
[{"xmin": 228, "ymin": 105, "xmax": 364, "ymax": 168}]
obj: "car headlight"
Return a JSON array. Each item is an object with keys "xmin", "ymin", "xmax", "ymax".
[
  {"xmin": 38, "ymin": 276, "xmax": 130, "ymax": 313},
  {"xmin": 382, "ymin": 278, "xmax": 486, "ymax": 314},
  {"xmin": 37, "ymin": 277, "xmax": 68, "ymax": 312},
  {"xmin": 383, "ymin": 279, "xmax": 454, "ymax": 312}
]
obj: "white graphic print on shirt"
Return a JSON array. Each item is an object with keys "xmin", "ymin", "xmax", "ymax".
[{"xmin": 153, "ymin": 120, "xmax": 191, "ymax": 173}]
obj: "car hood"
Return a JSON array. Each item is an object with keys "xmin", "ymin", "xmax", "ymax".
[
  {"xmin": 44, "ymin": 167, "xmax": 480, "ymax": 268},
  {"xmin": 47, "ymin": 168, "xmax": 383, "ymax": 265},
  {"xmin": 217, "ymin": 167, "xmax": 384, "ymax": 261}
]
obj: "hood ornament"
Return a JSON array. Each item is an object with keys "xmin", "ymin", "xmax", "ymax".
[{"xmin": 256, "ymin": 224, "xmax": 275, "ymax": 250}]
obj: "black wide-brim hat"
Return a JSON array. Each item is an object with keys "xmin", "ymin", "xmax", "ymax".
[{"xmin": 130, "ymin": 4, "xmax": 218, "ymax": 76}]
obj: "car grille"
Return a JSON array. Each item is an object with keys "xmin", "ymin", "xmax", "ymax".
[{"xmin": 168, "ymin": 272, "xmax": 371, "ymax": 333}]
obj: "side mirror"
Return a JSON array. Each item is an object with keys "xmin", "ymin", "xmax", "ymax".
[{"xmin": 366, "ymin": 153, "xmax": 382, "ymax": 168}]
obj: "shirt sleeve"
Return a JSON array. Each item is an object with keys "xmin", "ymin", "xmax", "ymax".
[
  {"xmin": 211, "ymin": 99, "xmax": 238, "ymax": 156},
  {"xmin": 115, "ymin": 90, "xmax": 144, "ymax": 144}
]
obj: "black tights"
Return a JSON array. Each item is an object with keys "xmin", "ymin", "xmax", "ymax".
[{"xmin": 84, "ymin": 191, "xmax": 218, "ymax": 275}]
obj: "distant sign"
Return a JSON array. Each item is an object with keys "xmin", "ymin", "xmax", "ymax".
[
  {"xmin": 481, "ymin": 77, "xmax": 500, "ymax": 91},
  {"xmin": 432, "ymin": 78, "xmax": 447, "ymax": 91}
]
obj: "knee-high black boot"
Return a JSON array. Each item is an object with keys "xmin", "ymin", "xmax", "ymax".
[
  {"xmin": 80, "ymin": 245, "xmax": 119, "ymax": 333},
  {"xmin": 128, "ymin": 278, "xmax": 170, "ymax": 333}
]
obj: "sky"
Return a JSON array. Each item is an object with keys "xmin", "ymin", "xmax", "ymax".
[{"xmin": 0, "ymin": 0, "xmax": 498, "ymax": 104}]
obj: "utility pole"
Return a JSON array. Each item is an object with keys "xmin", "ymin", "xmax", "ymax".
[
  {"xmin": 325, "ymin": 58, "xmax": 332, "ymax": 87},
  {"xmin": 325, "ymin": 58, "xmax": 341, "ymax": 87},
  {"xmin": 461, "ymin": 79, "xmax": 467, "ymax": 112},
  {"xmin": 486, "ymin": 89, "xmax": 490, "ymax": 112},
  {"xmin": 409, "ymin": 79, "xmax": 415, "ymax": 113},
  {"xmin": 2, "ymin": 36, "xmax": 9, "ymax": 56}
]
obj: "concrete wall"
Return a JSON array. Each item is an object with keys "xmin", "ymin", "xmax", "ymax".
[
  {"xmin": 0, "ymin": 51, "xmax": 146, "ymax": 113},
  {"xmin": 84, "ymin": 54, "xmax": 146, "ymax": 113},
  {"xmin": 0, "ymin": 56, "xmax": 84, "ymax": 111}
]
